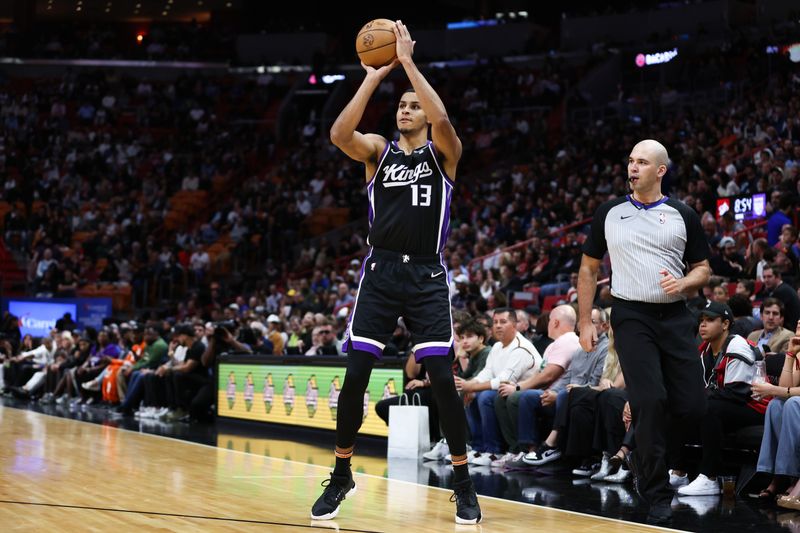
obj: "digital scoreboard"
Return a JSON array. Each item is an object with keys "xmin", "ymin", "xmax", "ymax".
[{"xmin": 716, "ymin": 193, "xmax": 767, "ymax": 221}]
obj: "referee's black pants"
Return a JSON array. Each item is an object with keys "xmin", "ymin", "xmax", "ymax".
[{"xmin": 611, "ymin": 298, "xmax": 706, "ymax": 506}]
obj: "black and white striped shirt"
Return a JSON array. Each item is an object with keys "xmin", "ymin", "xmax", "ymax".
[{"xmin": 583, "ymin": 196, "xmax": 709, "ymax": 304}]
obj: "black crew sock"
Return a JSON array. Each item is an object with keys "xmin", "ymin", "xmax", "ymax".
[{"xmin": 453, "ymin": 463, "xmax": 470, "ymax": 484}]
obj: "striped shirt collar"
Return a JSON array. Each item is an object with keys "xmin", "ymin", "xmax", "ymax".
[{"xmin": 627, "ymin": 194, "xmax": 670, "ymax": 210}]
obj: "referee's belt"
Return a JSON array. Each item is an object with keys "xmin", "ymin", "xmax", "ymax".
[
  {"xmin": 371, "ymin": 248, "xmax": 441, "ymax": 264},
  {"xmin": 611, "ymin": 296, "xmax": 687, "ymax": 314}
]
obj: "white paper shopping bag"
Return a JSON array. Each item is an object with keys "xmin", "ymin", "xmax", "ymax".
[{"xmin": 387, "ymin": 392, "xmax": 430, "ymax": 459}]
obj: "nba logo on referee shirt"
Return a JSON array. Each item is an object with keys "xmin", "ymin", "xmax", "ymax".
[{"xmin": 659, "ymin": 213, "xmax": 666, "ymax": 224}]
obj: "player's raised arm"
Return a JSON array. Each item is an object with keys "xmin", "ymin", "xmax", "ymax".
[
  {"xmin": 329, "ymin": 61, "xmax": 397, "ymax": 168},
  {"xmin": 393, "ymin": 21, "xmax": 462, "ymax": 174}
]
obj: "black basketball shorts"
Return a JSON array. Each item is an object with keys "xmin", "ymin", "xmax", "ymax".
[{"xmin": 342, "ymin": 247, "xmax": 454, "ymax": 362}]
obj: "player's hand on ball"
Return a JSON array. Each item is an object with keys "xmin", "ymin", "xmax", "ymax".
[
  {"xmin": 361, "ymin": 60, "xmax": 398, "ymax": 78},
  {"xmin": 393, "ymin": 20, "xmax": 415, "ymax": 63}
]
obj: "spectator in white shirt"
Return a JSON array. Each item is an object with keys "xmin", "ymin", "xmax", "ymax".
[
  {"xmin": 36, "ymin": 248, "xmax": 55, "ymax": 279},
  {"xmin": 454, "ymin": 308, "xmax": 542, "ymax": 465},
  {"xmin": 501, "ymin": 304, "xmax": 580, "ymax": 466},
  {"xmin": 190, "ymin": 245, "xmax": 210, "ymax": 284}
]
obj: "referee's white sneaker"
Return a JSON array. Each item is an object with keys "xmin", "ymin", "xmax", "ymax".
[{"xmin": 677, "ymin": 474, "xmax": 721, "ymax": 496}]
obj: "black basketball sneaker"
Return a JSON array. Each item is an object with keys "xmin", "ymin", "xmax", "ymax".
[
  {"xmin": 310, "ymin": 472, "xmax": 356, "ymax": 520},
  {"xmin": 450, "ymin": 479, "xmax": 482, "ymax": 524}
]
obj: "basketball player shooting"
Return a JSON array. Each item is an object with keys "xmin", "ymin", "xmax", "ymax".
[{"xmin": 310, "ymin": 20, "xmax": 482, "ymax": 525}]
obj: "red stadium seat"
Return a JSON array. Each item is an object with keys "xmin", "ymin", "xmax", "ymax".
[
  {"xmin": 511, "ymin": 291, "xmax": 534, "ymax": 309},
  {"xmin": 542, "ymin": 295, "xmax": 566, "ymax": 312},
  {"xmin": 728, "ymin": 282, "xmax": 737, "ymax": 297}
]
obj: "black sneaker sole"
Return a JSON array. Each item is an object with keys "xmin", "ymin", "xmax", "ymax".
[{"xmin": 310, "ymin": 484, "xmax": 356, "ymax": 520}]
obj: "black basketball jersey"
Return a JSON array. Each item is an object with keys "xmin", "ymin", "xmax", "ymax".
[{"xmin": 366, "ymin": 140, "xmax": 454, "ymax": 255}]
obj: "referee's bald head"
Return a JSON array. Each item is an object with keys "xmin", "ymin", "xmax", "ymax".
[{"xmin": 632, "ymin": 139, "xmax": 669, "ymax": 168}]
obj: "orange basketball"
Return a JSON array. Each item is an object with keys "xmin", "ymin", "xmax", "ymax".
[{"xmin": 356, "ymin": 19, "xmax": 397, "ymax": 68}]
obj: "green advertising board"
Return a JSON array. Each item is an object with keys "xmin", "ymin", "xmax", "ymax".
[{"xmin": 217, "ymin": 362, "xmax": 404, "ymax": 437}]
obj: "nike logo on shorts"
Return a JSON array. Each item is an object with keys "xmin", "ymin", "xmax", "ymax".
[
  {"xmin": 620, "ymin": 215, "xmax": 633, "ymax": 219},
  {"xmin": 431, "ymin": 271, "xmax": 444, "ymax": 278}
]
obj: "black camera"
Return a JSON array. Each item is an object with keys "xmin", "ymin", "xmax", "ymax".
[{"xmin": 213, "ymin": 320, "xmax": 237, "ymax": 340}]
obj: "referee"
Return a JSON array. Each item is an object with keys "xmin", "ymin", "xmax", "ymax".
[{"xmin": 577, "ymin": 139, "xmax": 711, "ymax": 526}]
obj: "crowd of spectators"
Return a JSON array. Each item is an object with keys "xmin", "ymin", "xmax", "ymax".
[
  {"xmin": 0, "ymin": 31, "xmax": 797, "ymax": 356},
  {"xmin": 0, "ymin": 53, "xmax": 582, "ymax": 310},
  {"xmin": 0, "ymin": 24, "xmax": 799, "ymax": 518},
  {"xmin": 0, "ymin": 68, "xmax": 287, "ymax": 305}
]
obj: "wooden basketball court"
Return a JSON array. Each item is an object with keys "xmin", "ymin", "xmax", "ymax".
[{"xmin": 0, "ymin": 406, "xmax": 675, "ymax": 532}]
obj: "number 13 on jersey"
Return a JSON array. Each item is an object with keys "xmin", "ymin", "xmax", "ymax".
[{"xmin": 411, "ymin": 184, "xmax": 431, "ymax": 207}]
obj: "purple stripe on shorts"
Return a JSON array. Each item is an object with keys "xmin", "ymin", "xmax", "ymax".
[
  {"xmin": 414, "ymin": 345, "xmax": 452, "ymax": 362},
  {"xmin": 350, "ymin": 340, "xmax": 383, "ymax": 358}
]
